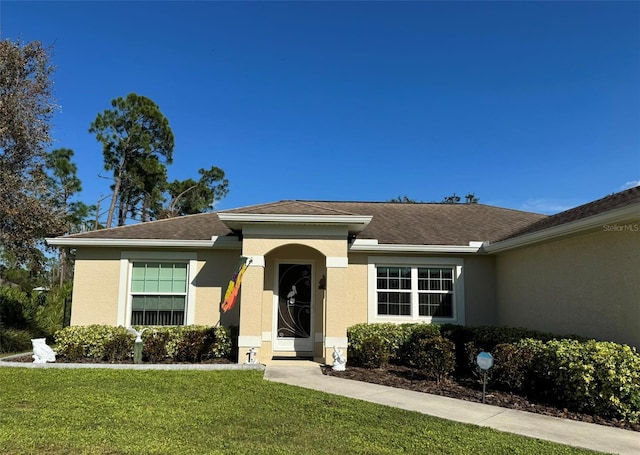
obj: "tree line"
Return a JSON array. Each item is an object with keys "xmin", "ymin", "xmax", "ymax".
[
  {"xmin": 1, "ymin": 40, "xmax": 228, "ymax": 279},
  {"xmin": 389, "ymin": 193, "xmax": 480, "ymax": 204}
]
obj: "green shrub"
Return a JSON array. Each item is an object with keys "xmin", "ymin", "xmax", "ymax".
[
  {"xmin": 517, "ymin": 338, "xmax": 640, "ymax": 423},
  {"xmin": 163, "ymin": 325, "xmax": 232, "ymax": 362},
  {"xmin": 166, "ymin": 326, "xmax": 206, "ymax": 362},
  {"xmin": 206, "ymin": 325, "xmax": 232, "ymax": 359},
  {"xmin": 439, "ymin": 324, "xmax": 475, "ymax": 376},
  {"xmin": 399, "ymin": 323, "xmax": 441, "ymax": 365},
  {"xmin": 55, "ymin": 325, "xmax": 233, "ymax": 363},
  {"xmin": 445, "ymin": 325, "xmax": 581, "ymax": 378},
  {"xmin": 55, "ymin": 325, "xmax": 128, "ymax": 361},
  {"xmin": 142, "ymin": 329, "xmax": 171, "ymax": 362},
  {"xmin": 53, "ymin": 326, "xmax": 87, "ymax": 360},
  {"xmin": 0, "ymin": 286, "xmax": 29, "ymax": 329},
  {"xmin": 102, "ymin": 326, "xmax": 134, "ymax": 361},
  {"xmin": 350, "ymin": 335, "xmax": 389, "ymax": 368},
  {"xmin": 0, "ymin": 328, "xmax": 32, "ymax": 353},
  {"xmin": 469, "ymin": 326, "xmax": 560, "ymax": 351},
  {"xmin": 490, "ymin": 342, "xmax": 536, "ymax": 392},
  {"xmin": 408, "ymin": 335, "xmax": 456, "ymax": 383},
  {"xmin": 347, "ymin": 323, "xmax": 417, "ymax": 367},
  {"xmin": 33, "ymin": 283, "xmax": 73, "ymax": 339}
]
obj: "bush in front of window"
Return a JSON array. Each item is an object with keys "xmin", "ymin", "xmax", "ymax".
[
  {"xmin": 102, "ymin": 326, "xmax": 135, "ymax": 362},
  {"xmin": 347, "ymin": 323, "xmax": 417, "ymax": 367},
  {"xmin": 55, "ymin": 325, "xmax": 133, "ymax": 361},
  {"xmin": 351, "ymin": 336, "xmax": 389, "ymax": 369},
  {"xmin": 398, "ymin": 323, "xmax": 442, "ymax": 366},
  {"xmin": 143, "ymin": 329, "xmax": 172, "ymax": 362},
  {"xmin": 406, "ymin": 335, "xmax": 456, "ymax": 384},
  {"xmin": 54, "ymin": 324, "xmax": 232, "ymax": 363}
]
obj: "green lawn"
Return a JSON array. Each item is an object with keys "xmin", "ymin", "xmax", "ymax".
[{"xmin": 0, "ymin": 368, "xmax": 605, "ymax": 455}]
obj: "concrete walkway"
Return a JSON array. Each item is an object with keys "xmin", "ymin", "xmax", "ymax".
[{"xmin": 263, "ymin": 361, "xmax": 640, "ymax": 455}]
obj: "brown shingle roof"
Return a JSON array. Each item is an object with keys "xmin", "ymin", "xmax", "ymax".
[
  {"xmin": 224, "ymin": 201, "xmax": 547, "ymax": 245},
  {"xmin": 64, "ymin": 200, "xmax": 545, "ymax": 245},
  {"xmin": 53, "ymin": 188, "xmax": 639, "ymax": 247},
  {"xmin": 498, "ymin": 186, "xmax": 640, "ymax": 241},
  {"xmin": 65, "ymin": 212, "xmax": 233, "ymax": 240}
]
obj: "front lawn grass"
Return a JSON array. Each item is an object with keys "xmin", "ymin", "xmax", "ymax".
[{"xmin": 0, "ymin": 368, "xmax": 604, "ymax": 454}]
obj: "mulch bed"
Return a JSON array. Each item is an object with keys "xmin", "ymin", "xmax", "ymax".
[{"xmin": 321, "ymin": 364, "xmax": 640, "ymax": 433}]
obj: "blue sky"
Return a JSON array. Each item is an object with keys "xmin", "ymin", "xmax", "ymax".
[{"xmin": 2, "ymin": 1, "xmax": 639, "ymax": 215}]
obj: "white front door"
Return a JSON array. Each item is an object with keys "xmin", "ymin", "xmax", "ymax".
[{"xmin": 273, "ymin": 263, "xmax": 313, "ymax": 352}]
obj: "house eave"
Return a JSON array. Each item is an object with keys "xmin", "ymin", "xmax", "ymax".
[
  {"xmin": 218, "ymin": 213, "xmax": 373, "ymax": 232},
  {"xmin": 45, "ymin": 236, "xmax": 242, "ymax": 249},
  {"xmin": 350, "ymin": 239, "xmax": 483, "ymax": 254},
  {"xmin": 483, "ymin": 203, "xmax": 640, "ymax": 253}
]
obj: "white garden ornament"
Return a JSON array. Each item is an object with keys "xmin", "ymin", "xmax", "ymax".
[
  {"xmin": 331, "ymin": 345, "xmax": 346, "ymax": 371},
  {"xmin": 31, "ymin": 338, "xmax": 56, "ymax": 363}
]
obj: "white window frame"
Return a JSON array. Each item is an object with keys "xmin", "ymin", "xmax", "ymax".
[
  {"xmin": 367, "ymin": 256, "xmax": 465, "ymax": 325},
  {"xmin": 118, "ymin": 251, "xmax": 197, "ymax": 326}
]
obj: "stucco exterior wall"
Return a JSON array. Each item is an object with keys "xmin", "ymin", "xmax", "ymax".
[
  {"xmin": 70, "ymin": 248, "xmax": 242, "ymax": 328},
  {"xmin": 192, "ymin": 250, "xmax": 243, "ymax": 327},
  {"xmin": 495, "ymin": 227, "xmax": 640, "ymax": 348},
  {"xmin": 344, "ymin": 253, "xmax": 369, "ymax": 326},
  {"xmin": 70, "ymin": 248, "xmax": 122, "ymax": 325},
  {"xmin": 463, "ymin": 255, "xmax": 497, "ymax": 326}
]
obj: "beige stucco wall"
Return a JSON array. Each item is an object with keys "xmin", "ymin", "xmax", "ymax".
[
  {"xmin": 495, "ymin": 227, "xmax": 640, "ymax": 348},
  {"xmin": 463, "ymin": 255, "xmax": 497, "ymax": 326},
  {"xmin": 70, "ymin": 248, "xmax": 122, "ymax": 325},
  {"xmin": 343, "ymin": 253, "xmax": 369, "ymax": 326},
  {"xmin": 192, "ymin": 250, "xmax": 242, "ymax": 327},
  {"xmin": 70, "ymin": 247, "xmax": 241, "ymax": 328}
]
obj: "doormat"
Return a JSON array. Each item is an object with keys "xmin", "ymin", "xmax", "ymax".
[{"xmin": 271, "ymin": 356, "xmax": 314, "ymax": 361}]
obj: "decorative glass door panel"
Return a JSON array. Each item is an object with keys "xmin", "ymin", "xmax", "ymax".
[{"xmin": 274, "ymin": 263, "xmax": 312, "ymax": 352}]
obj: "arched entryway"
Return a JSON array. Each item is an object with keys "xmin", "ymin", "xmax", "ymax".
[{"xmin": 265, "ymin": 244, "xmax": 326, "ymax": 359}]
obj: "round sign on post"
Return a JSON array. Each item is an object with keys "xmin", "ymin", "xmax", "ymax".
[
  {"xmin": 476, "ymin": 351, "xmax": 494, "ymax": 370},
  {"xmin": 476, "ymin": 351, "xmax": 494, "ymax": 404}
]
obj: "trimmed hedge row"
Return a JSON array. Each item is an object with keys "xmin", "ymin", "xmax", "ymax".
[
  {"xmin": 54, "ymin": 325, "xmax": 232, "ymax": 362},
  {"xmin": 346, "ymin": 323, "xmax": 640, "ymax": 423}
]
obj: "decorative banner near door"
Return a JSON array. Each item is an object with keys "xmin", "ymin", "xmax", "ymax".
[{"xmin": 221, "ymin": 256, "xmax": 252, "ymax": 313}]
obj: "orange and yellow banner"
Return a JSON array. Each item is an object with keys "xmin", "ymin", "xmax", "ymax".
[{"xmin": 221, "ymin": 256, "xmax": 251, "ymax": 312}]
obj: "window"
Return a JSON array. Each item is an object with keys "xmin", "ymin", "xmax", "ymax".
[
  {"xmin": 418, "ymin": 268, "xmax": 453, "ymax": 317},
  {"xmin": 376, "ymin": 267, "xmax": 412, "ymax": 315},
  {"xmin": 130, "ymin": 262, "xmax": 187, "ymax": 325},
  {"xmin": 369, "ymin": 257, "xmax": 464, "ymax": 323}
]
